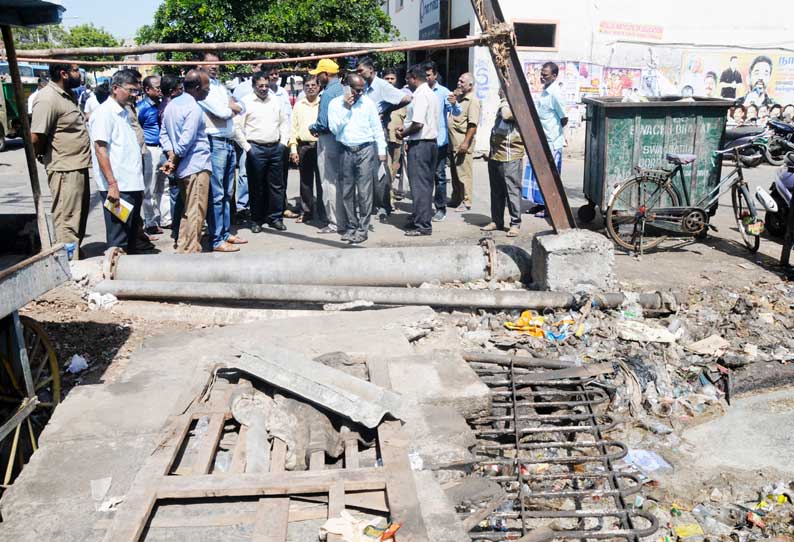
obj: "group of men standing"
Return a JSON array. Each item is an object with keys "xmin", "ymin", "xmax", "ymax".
[{"xmin": 28, "ymin": 54, "xmax": 567, "ymax": 256}]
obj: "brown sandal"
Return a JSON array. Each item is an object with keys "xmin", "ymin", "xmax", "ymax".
[
  {"xmin": 227, "ymin": 234, "xmax": 248, "ymax": 244},
  {"xmin": 213, "ymin": 241, "xmax": 240, "ymax": 252}
]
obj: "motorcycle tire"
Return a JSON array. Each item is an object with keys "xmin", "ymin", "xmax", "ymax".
[{"xmin": 765, "ymin": 145, "xmax": 787, "ymax": 167}]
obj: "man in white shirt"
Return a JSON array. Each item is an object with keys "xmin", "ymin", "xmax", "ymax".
[
  {"xmin": 328, "ymin": 74, "xmax": 386, "ymax": 244},
  {"xmin": 198, "ymin": 52, "xmax": 247, "ymax": 253},
  {"xmin": 27, "ymin": 77, "xmax": 48, "ymax": 115},
  {"xmin": 239, "ymin": 71, "xmax": 291, "ymax": 232},
  {"xmin": 88, "ymin": 70, "xmax": 146, "ymax": 253},
  {"xmin": 396, "ymin": 65, "xmax": 440, "ymax": 237}
]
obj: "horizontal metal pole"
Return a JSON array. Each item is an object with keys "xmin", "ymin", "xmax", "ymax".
[{"xmin": 95, "ymin": 280, "xmax": 576, "ymax": 310}]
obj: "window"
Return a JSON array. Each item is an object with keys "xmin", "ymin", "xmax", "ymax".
[
  {"xmin": 396, "ymin": 0, "xmax": 404, "ymax": 12},
  {"xmin": 513, "ymin": 20, "xmax": 558, "ymax": 50}
]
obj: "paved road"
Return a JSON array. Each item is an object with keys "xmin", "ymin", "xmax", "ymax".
[{"xmin": 0, "ymin": 138, "xmax": 787, "ymax": 289}]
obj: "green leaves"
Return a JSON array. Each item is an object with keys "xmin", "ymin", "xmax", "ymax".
[{"xmin": 136, "ymin": 0, "xmax": 405, "ymax": 72}]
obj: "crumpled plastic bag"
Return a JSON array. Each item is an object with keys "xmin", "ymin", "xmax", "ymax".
[
  {"xmin": 320, "ymin": 511, "xmax": 382, "ymax": 542},
  {"xmin": 504, "ymin": 310, "xmax": 576, "ymax": 341},
  {"xmin": 66, "ymin": 354, "xmax": 89, "ymax": 374},
  {"xmin": 87, "ymin": 291, "xmax": 117, "ymax": 311}
]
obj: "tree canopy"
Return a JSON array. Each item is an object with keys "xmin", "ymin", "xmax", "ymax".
[
  {"xmin": 136, "ymin": 0, "xmax": 403, "ymax": 72},
  {"xmin": 7, "ymin": 23, "xmax": 120, "ymax": 71}
]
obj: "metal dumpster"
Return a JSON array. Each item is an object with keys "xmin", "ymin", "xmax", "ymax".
[{"xmin": 579, "ymin": 96, "xmax": 733, "ymax": 221}]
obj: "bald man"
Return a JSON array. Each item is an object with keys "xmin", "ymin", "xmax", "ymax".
[{"xmin": 448, "ymin": 72, "xmax": 480, "ymax": 211}]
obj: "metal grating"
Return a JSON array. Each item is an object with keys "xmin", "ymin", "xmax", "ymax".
[{"xmin": 467, "ymin": 360, "xmax": 659, "ymax": 541}]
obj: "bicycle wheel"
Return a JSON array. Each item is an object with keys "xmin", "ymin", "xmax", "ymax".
[
  {"xmin": 731, "ymin": 184, "xmax": 761, "ymax": 252},
  {"xmin": 605, "ymin": 174, "xmax": 680, "ymax": 252}
]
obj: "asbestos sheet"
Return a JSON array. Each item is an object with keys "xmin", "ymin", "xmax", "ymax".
[{"xmin": 233, "ymin": 347, "xmax": 403, "ymax": 428}]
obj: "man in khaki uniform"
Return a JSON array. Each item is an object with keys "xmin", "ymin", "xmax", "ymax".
[
  {"xmin": 31, "ymin": 63, "xmax": 91, "ymax": 256},
  {"xmin": 448, "ymin": 73, "xmax": 480, "ymax": 211}
]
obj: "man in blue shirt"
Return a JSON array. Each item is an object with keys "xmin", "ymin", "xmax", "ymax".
[
  {"xmin": 423, "ymin": 61, "xmax": 461, "ymax": 222},
  {"xmin": 160, "ymin": 70, "xmax": 212, "ymax": 253},
  {"xmin": 356, "ymin": 57, "xmax": 412, "ymax": 222},
  {"xmin": 525, "ymin": 62, "xmax": 567, "ymax": 218},
  {"xmin": 329, "ymin": 75, "xmax": 387, "ymax": 245},
  {"xmin": 137, "ymin": 75, "xmax": 167, "ymax": 234},
  {"xmin": 308, "ymin": 58, "xmax": 345, "ymax": 234},
  {"xmin": 198, "ymin": 52, "xmax": 247, "ymax": 253}
]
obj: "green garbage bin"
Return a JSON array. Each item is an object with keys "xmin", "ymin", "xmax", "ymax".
[{"xmin": 579, "ymin": 96, "xmax": 733, "ymax": 222}]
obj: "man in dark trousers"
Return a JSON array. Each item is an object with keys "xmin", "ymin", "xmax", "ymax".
[
  {"xmin": 396, "ymin": 65, "xmax": 440, "ymax": 237},
  {"xmin": 238, "ymin": 71, "xmax": 291, "ymax": 233}
]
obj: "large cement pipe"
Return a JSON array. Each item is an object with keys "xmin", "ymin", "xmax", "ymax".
[
  {"xmin": 95, "ymin": 280, "xmax": 681, "ymax": 311},
  {"xmin": 102, "ymin": 243, "xmax": 530, "ymax": 287}
]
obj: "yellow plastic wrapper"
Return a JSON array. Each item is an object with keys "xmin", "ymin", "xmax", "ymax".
[
  {"xmin": 674, "ymin": 524, "xmax": 704, "ymax": 539},
  {"xmin": 504, "ymin": 310, "xmax": 546, "ymax": 337}
]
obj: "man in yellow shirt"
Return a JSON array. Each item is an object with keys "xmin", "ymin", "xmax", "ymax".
[{"xmin": 289, "ymin": 76, "xmax": 322, "ymax": 223}]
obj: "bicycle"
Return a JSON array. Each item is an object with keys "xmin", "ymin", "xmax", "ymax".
[{"xmin": 604, "ymin": 145, "xmax": 764, "ymax": 254}]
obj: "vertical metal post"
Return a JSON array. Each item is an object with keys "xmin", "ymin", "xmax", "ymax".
[
  {"xmin": 469, "ymin": 0, "xmax": 576, "ymax": 232},
  {"xmin": 1, "ymin": 25, "xmax": 53, "ymax": 249}
]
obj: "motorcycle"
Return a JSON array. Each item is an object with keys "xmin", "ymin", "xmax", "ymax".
[
  {"xmin": 722, "ymin": 124, "xmax": 769, "ymax": 168},
  {"xmin": 764, "ymin": 118, "xmax": 794, "ymax": 166},
  {"xmin": 759, "ymin": 150, "xmax": 794, "ymax": 237}
]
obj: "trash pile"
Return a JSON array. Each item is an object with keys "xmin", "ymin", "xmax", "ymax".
[
  {"xmin": 442, "ymin": 279, "xmax": 794, "ymax": 426},
  {"xmin": 639, "ymin": 480, "xmax": 794, "ymax": 542}
]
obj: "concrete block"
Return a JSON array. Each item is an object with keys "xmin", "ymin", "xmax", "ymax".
[
  {"xmin": 370, "ymin": 350, "xmax": 491, "ymax": 419},
  {"xmin": 403, "ymin": 405, "xmax": 477, "ymax": 470},
  {"xmin": 531, "ymin": 230, "xmax": 616, "ymax": 293}
]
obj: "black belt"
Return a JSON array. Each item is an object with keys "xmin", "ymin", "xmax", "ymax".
[
  {"xmin": 209, "ymin": 135, "xmax": 232, "ymax": 142},
  {"xmin": 146, "ymin": 143, "xmax": 160, "ymax": 148},
  {"xmin": 298, "ymin": 141, "xmax": 317, "ymax": 147},
  {"xmin": 251, "ymin": 141, "xmax": 280, "ymax": 147},
  {"xmin": 341, "ymin": 141, "xmax": 374, "ymax": 152},
  {"xmin": 406, "ymin": 139, "xmax": 435, "ymax": 146}
]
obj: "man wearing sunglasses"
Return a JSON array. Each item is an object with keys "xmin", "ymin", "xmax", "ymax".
[{"xmin": 88, "ymin": 70, "xmax": 146, "ymax": 253}]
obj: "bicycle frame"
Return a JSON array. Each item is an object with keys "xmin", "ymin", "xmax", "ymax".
[{"xmin": 631, "ymin": 148, "xmax": 757, "ymax": 219}]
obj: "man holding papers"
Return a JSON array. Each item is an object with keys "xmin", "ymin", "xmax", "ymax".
[{"xmin": 89, "ymin": 70, "xmax": 147, "ymax": 253}]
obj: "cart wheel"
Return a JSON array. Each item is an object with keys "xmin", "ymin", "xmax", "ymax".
[
  {"xmin": 0, "ymin": 316, "xmax": 61, "ymax": 487},
  {"xmin": 577, "ymin": 204, "xmax": 597, "ymax": 223}
]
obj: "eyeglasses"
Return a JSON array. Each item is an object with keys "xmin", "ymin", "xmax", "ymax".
[
  {"xmin": 124, "ymin": 87, "xmax": 142, "ymax": 96},
  {"xmin": 350, "ymin": 88, "xmax": 364, "ymax": 95}
]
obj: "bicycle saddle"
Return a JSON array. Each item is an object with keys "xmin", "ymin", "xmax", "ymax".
[
  {"xmin": 768, "ymin": 119, "xmax": 794, "ymax": 133},
  {"xmin": 666, "ymin": 153, "xmax": 697, "ymax": 165}
]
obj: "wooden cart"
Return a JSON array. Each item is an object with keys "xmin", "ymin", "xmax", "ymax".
[{"xmin": 0, "ymin": 0, "xmax": 69, "ymax": 489}]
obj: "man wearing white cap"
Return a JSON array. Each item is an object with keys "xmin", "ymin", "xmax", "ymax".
[{"xmin": 309, "ymin": 58, "xmax": 346, "ymax": 234}]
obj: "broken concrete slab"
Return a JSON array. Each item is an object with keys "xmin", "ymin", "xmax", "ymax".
[
  {"xmin": 235, "ymin": 346, "xmax": 404, "ymax": 428},
  {"xmin": 531, "ymin": 230, "xmax": 615, "ymax": 293},
  {"xmin": 368, "ymin": 350, "xmax": 491, "ymax": 419},
  {"xmin": 403, "ymin": 405, "xmax": 477, "ymax": 470}
]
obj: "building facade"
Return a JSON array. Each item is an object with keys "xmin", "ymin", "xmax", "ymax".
[{"xmin": 383, "ymin": 0, "xmax": 794, "ymax": 151}]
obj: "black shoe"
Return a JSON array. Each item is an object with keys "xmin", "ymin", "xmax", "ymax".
[
  {"xmin": 251, "ymin": 223, "xmax": 263, "ymax": 234},
  {"xmin": 349, "ymin": 233, "xmax": 368, "ymax": 244},
  {"xmin": 341, "ymin": 230, "xmax": 355, "ymax": 242},
  {"xmin": 378, "ymin": 213, "xmax": 389, "ymax": 224},
  {"xmin": 268, "ymin": 220, "xmax": 287, "ymax": 231},
  {"xmin": 405, "ymin": 229, "xmax": 431, "ymax": 237}
]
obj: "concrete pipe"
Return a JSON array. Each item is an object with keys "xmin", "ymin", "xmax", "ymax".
[
  {"xmin": 101, "ymin": 241, "xmax": 531, "ymax": 287},
  {"xmin": 95, "ymin": 280, "xmax": 682, "ymax": 312}
]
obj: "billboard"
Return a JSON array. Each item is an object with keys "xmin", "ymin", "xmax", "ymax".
[
  {"xmin": 680, "ymin": 51, "xmax": 794, "ymax": 105},
  {"xmin": 418, "ymin": 0, "xmax": 440, "ymax": 40}
]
